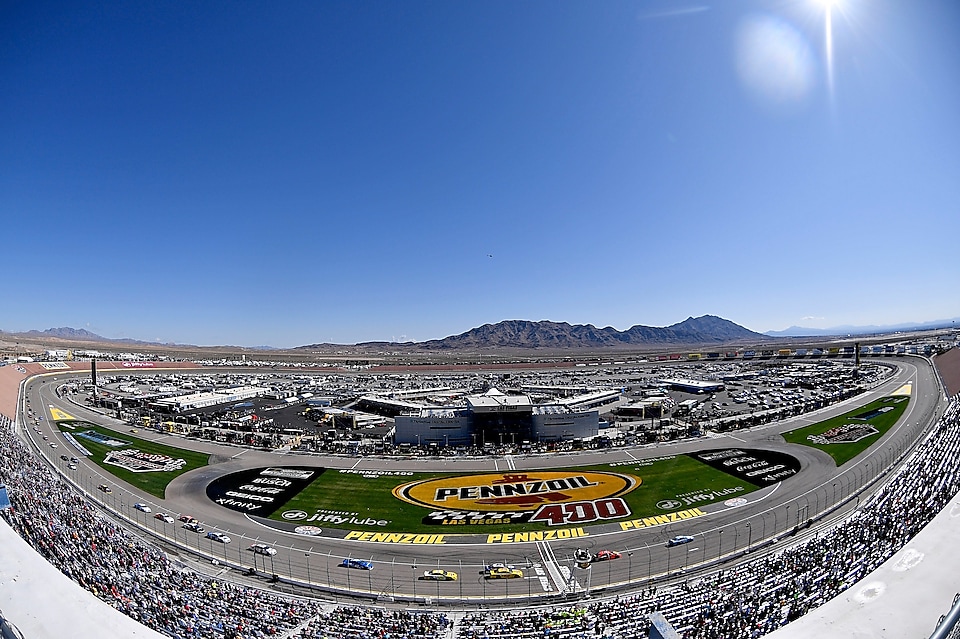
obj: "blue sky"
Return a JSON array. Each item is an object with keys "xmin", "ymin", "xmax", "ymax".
[{"xmin": 2, "ymin": 0, "xmax": 958, "ymax": 347}]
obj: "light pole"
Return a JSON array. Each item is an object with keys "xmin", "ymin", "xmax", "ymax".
[
  {"xmin": 746, "ymin": 522, "xmax": 752, "ymax": 552},
  {"xmin": 326, "ymin": 551, "xmax": 332, "ymax": 590},
  {"xmin": 717, "ymin": 529, "xmax": 723, "ymax": 560},
  {"xmin": 627, "ymin": 552, "xmax": 633, "ymax": 584},
  {"xmin": 305, "ymin": 552, "xmax": 311, "ymax": 585},
  {"xmin": 412, "ymin": 565, "xmax": 417, "ymax": 601}
]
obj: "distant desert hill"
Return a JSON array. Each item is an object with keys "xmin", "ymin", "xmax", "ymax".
[{"xmin": 298, "ymin": 315, "xmax": 768, "ymax": 350}]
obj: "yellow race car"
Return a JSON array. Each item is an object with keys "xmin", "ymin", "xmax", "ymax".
[
  {"xmin": 420, "ymin": 569, "xmax": 458, "ymax": 581},
  {"xmin": 485, "ymin": 567, "xmax": 523, "ymax": 579}
]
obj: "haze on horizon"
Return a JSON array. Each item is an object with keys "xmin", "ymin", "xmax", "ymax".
[{"xmin": 2, "ymin": 1, "xmax": 958, "ymax": 348}]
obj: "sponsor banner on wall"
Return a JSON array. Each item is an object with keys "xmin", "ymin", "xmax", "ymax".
[{"xmin": 206, "ymin": 466, "xmax": 322, "ymax": 516}]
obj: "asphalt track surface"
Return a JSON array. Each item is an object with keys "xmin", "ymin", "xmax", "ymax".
[{"xmin": 20, "ymin": 358, "xmax": 943, "ymax": 605}]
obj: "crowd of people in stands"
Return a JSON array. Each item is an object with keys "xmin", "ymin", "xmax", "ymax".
[{"xmin": 0, "ymin": 396, "xmax": 958, "ymax": 639}]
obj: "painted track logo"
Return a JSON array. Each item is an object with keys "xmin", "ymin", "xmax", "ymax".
[{"xmin": 394, "ymin": 471, "xmax": 639, "ymax": 512}]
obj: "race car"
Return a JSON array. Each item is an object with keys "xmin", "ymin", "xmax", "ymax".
[
  {"xmin": 206, "ymin": 531, "xmax": 231, "ymax": 544},
  {"xmin": 178, "ymin": 514, "xmax": 198, "ymax": 524},
  {"xmin": 154, "ymin": 513, "xmax": 175, "ymax": 523},
  {"xmin": 97, "ymin": 484, "xmax": 112, "ymax": 494},
  {"xmin": 482, "ymin": 562, "xmax": 515, "ymax": 575},
  {"xmin": 485, "ymin": 567, "xmax": 523, "ymax": 579},
  {"xmin": 341, "ymin": 558, "xmax": 373, "ymax": 570},
  {"xmin": 592, "ymin": 550, "xmax": 622, "ymax": 562},
  {"xmin": 248, "ymin": 544, "xmax": 278, "ymax": 556},
  {"xmin": 420, "ymin": 569, "xmax": 458, "ymax": 581},
  {"xmin": 133, "ymin": 503, "xmax": 152, "ymax": 513},
  {"xmin": 182, "ymin": 522, "xmax": 205, "ymax": 533},
  {"xmin": 667, "ymin": 535, "xmax": 696, "ymax": 547}
]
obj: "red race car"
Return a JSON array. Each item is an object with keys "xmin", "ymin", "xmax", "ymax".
[{"xmin": 592, "ymin": 550, "xmax": 622, "ymax": 562}]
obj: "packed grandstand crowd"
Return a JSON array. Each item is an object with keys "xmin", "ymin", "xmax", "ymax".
[{"xmin": 0, "ymin": 396, "xmax": 958, "ymax": 639}]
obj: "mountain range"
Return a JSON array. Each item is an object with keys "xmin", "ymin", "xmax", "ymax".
[
  {"xmin": 12, "ymin": 314, "xmax": 955, "ymax": 351},
  {"xmin": 765, "ymin": 317, "xmax": 960, "ymax": 337},
  {"xmin": 299, "ymin": 315, "xmax": 768, "ymax": 350}
]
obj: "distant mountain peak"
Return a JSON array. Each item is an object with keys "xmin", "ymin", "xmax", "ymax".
[
  {"xmin": 332, "ymin": 315, "xmax": 766, "ymax": 350},
  {"xmin": 27, "ymin": 327, "xmax": 107, "ymax": 341},
  {"xmin": 765, "ymin": 317, "xmax": 960, "ymax": 337}
]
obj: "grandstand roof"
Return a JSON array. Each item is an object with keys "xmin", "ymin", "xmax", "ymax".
[{"xmin": 466, "ymin": 388, "xmax": 533, "ymax": 412}]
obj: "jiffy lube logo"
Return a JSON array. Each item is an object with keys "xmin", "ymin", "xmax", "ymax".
[{"xmin": 395, "ymin": 471, "xmax": 640, "ymax": 527}]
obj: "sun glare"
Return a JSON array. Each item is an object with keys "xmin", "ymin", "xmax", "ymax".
[{"xmin": 812, "ymin": 0, "xmax": 839, "ymax": 100}]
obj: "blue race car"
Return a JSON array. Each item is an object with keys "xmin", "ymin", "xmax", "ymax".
[{"xmin": 341, "ymin": 558, "xmax": 374, "ymax": 570}]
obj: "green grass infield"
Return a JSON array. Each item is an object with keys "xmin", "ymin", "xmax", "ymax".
[
  {"xmin": 56, "ymin": 421, "xmax": 210, "ymax": 498},
  {"xmin": 267, "ymin": 454, "xmax": 764, "ymax": 534},
  {"xmin": 782, "ymin": 395, "xmax": 910, "ymax": 466}
]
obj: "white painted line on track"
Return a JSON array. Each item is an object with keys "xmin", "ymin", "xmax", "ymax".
[
  {"xmin": 536, "ymin": 541, "xmax": 576, "ymax": 594},
  {"xmin": 231, "ymin": 450, "xmax": 247, "ymax": 459},
  {"xmin": 350, "ymin": 458, "xmax": 363, "ymax": 469}
]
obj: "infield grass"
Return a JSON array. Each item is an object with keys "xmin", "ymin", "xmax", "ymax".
[
  {"xmin": 781, "ymin": 396, "xmax": 910, "ymax": 466},
  {"xmin": 56, "ymin": 421, "xmax": 210, "ymax": 498},
  {"xmin": 270, "ymin": 454, "xmax": 760, "ymax": 533}
]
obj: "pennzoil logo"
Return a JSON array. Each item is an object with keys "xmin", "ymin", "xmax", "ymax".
[{"xmin": 394, "ymin": 471, "xmax": 638, "ymax": 511}]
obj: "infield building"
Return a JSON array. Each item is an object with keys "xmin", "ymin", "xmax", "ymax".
[{"xmin": 393, "ymin": 388, "xmax": 601, "ymax": 447}]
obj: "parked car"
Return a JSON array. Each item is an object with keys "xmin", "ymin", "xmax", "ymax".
[
  {"xmin": 340, "ymin": 558, "xmax": 373, "ymax": 570},
  {"xmin": 420, "ymin": 569, "xmax": 458, "ymax": 581}
]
